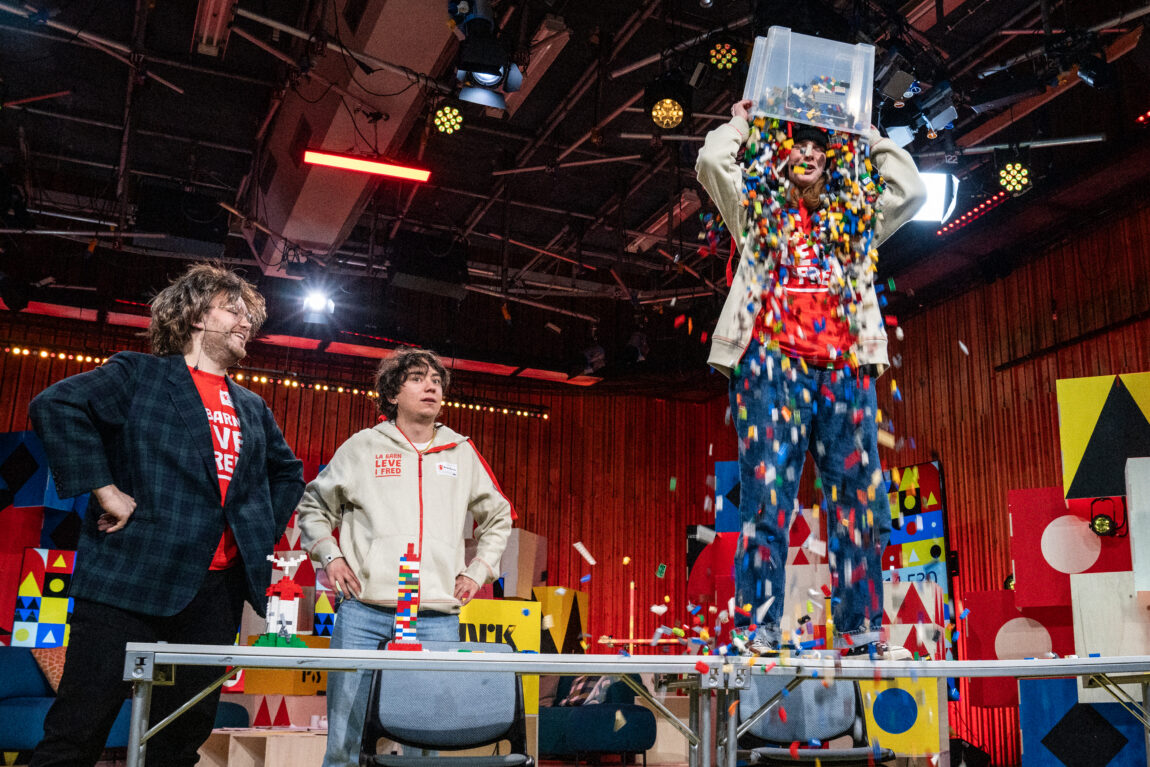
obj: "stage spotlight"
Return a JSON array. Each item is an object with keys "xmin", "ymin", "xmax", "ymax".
[
  {"xmin": 998, "ymin": 161, "xmax": 1030, "ymax": 194},
  {"xmin": 1091, "ymin": 514, "xmax": 1115, "ymax": 536},
  {"xmin": 911, "ymin": 173, "xmax": 960, "ymax": 223},
  {"xmin": 452, "ymin": 0, "xmax": 522, "ymax": 111},
  {"xmin": 708, "ymin": 41, "xmax": 739, "ymax": 71},
  {"xmin": 1076, "ymin": 53, "xmax": 1114, "ymax": 89},
  {"xmin": 302, "ymin": 290, "xmax": 334, "ymax": 324},
  {"xmin": 644, "ymin": 71, "xmax": 692, "ymax": 130},
  {"xmin": 434, "ymin": 104, "xmax": 463, "ymax": 134},
  {"xmin": 1089, "ymin": 497, "xmax": 1127, "ymax": 537},
  {"xmin": 1135, "ymin": 107, "xmax": 1150, "ymax": 125}
]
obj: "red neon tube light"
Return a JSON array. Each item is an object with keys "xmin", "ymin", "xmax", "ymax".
[{"xmin": 303, "ymin": 150, "xmax": 430, "ymax": 182}]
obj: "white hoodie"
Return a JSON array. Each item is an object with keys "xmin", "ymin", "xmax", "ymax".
[
  {"xmin": 297, "ymin": 420, "xmax": 513, "ymax": 612},
  {"xmin": 696, "ymin": 117, "xmax": 927, "ymax": 378}
]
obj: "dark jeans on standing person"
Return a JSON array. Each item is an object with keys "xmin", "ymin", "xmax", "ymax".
[
  {"xmin": 730, "ymin": 339, "xmax": 892, "ymax": 646},
  {"xmin": 30, "ymin": 566, "xmax": 248, "ymax": 767}
]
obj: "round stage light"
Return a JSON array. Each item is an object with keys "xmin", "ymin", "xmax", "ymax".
[
  {"xmin": 1090, "ymin": 514, "xmax": 1115, "ymax": 536},
  {"xmin": 708, "ymin": 42, "xmax": 738, "ymax": 71},
  {"xmin": 434, "ymin": 105, "xmax": 463, "ymax": 134},
  {"xmin": 651, "ymin": 97, "xmax": 685, "ymax": 129},
  {"xmin": 998, "ymin": 161, "xmax": 1030, "ymax": 193}
]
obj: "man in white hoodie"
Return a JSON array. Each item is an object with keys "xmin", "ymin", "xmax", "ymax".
[{"xmin": 297, "ymin": 347, "xmax": 513, "ymax": 767}]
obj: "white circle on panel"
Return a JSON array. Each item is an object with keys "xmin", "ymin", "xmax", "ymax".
[
  {"xmin": 1039, "ymin": 514, "xmax": 1101, "ymax": 574},
  {"xmin": 995, "ymin": 617, "xmax": 1052, "ymax": 659}
]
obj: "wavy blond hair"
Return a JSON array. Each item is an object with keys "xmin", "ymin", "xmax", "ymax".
[{"xmin": 148, "ymin": 262, "xmax": 266, "ymax": 356}]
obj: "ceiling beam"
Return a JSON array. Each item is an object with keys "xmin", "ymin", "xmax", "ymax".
[
  {"xmin": 957, "ymin": 25, "xmax": 1143, "ymax": 148},
  {"xmin": 460, "ymin": 0, "xmax": 662, "ymax": 237}
]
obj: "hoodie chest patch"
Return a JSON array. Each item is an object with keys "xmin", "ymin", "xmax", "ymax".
[
  {"xmin": 374, "ymin": 453, "xmax": 402, "ymax": 477},
  {"xmin": 435, "ymin": 461, "xmax": 458, "ymax": 477}
]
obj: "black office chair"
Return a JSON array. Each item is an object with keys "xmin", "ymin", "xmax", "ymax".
[
  {"xmin": 360, "ymin": 640, "xmax": 535, "ymax": 766},
  {"xmin": 737, "ymin": 670, "xmax": 896, "ymax": 766}
]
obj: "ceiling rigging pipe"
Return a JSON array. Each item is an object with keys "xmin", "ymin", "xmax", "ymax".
[
  {"xmin": 0, "ymin": 22, "xmax": 275, "ymax": 87},
  {"xmin": 230, "ymin": 26, "xmax": 386, "ymax": 118},
  {"xmin": 607, "ymin": 15, "xmax": 753, "ymax": 80},
  {"xmin": 0, "ymin": 4, "xmax": 183, "ymax": 93},
  {"xmin": 232, "ymin": 7, "xmax": 451, "ymax": 95},
  {"xmin": 460, "ymin": 0, "xmax": 662, "ymax": 237},
  {"xmin": 115, "ymin": 0, "xmax": 149, "ymax": 239},
  {"xmin": 977, "ymin": 1, "xmax": 1150, "ymax": 77}
]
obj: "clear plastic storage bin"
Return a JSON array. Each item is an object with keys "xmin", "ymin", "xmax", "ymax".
[{"xmin": 742, "ymin": 26, "xmax": 875, "ymax": 134}]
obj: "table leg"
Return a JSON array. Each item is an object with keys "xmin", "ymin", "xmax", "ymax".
[
  {"xmin": 1143, "ymin": 681, "xmax": 1149, "ymax": 767},
  {"xmin": 689, "ymin": 688, "xmax": 700, "ymax": 767},
  {"xmin": 701, "ymin": 688, "xmax": 711, "ymax": 767},
  {"xmin": 726, "ymin": 689, "xmax": 738, "ymax": 767},
  {"xmin": 126, "ymin": 679, "xmax": 153, "ymax": 767}
]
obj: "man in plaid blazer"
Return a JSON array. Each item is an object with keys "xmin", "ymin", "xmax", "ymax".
[{"xmin": 28, "ymin": 263, "xmax": 304, "ymax": 767}]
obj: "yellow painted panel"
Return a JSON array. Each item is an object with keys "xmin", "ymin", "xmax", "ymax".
[{"xmin": 1056, "ymin": 375, "xmax": 1115, "ymax": 495}]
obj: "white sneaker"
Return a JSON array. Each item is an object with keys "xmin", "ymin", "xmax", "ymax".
[
  {"xmin": 744, "ymin": 638, "xmax": 780, "ymax": 657},
  {"xmin": 874, "ymin": 641, "xmax": 912, "ymax": 661}
]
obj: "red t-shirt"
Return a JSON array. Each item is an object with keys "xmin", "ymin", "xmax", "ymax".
[
  {"xmin": 190, "ymin": 367, "xmax": 243, "ymax": 569},
  {"xmin": 759, "ymin": 202, "xmax": 853, "ymax": 367}
]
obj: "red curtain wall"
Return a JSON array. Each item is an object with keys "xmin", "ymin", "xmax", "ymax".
[
  {"xmin": 0, "ymin": 315, "xmax": 738, "ymax": 658},
  {"xmin": 3, "ymin": 201, "xmax": 1149, "ymax": 763}
]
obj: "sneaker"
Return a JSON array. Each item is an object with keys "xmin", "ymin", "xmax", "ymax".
[
  {"xmin": 744, "ymin": 638, "xmax": 781, "ymax": 657},
  {"xmin": 872, "ymin": 641, "xmax": 912, "ymax": 660},
  {"xmin": 845, "ymin": 641, "xmax": 912, "ymax": 660}
]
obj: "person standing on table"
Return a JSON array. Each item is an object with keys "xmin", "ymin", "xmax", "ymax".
[
  {"xmin": 27, "ymin": 262, "xmax": 305, "ymax": 767},
  {"xmin": 696, "ymin": 99, "xmax": 926, "ymax": 658},
  {"xmin": 297, "ymin": 347, "xmax": 513, "ymax": 767}
]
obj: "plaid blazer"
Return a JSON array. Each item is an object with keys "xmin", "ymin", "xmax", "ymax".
[{"xmin": 29, "ymin": 352, "xmax": 304, "ymax": 617}]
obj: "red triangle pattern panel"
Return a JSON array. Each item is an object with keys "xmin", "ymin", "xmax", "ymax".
[
  {"xmin": 252, "ymin": 696, "xmax": 272, "ymax": 727},
  {"xmin": 788, "ymin": 513, "xmax": 811, "ymax": 547},
  {"xmin": 896, "ymin": 583, "xmax": 933, "ymax": 625},
  {"xmin": 273, "ymin": 697, "xmax": 292, "ymax": 727}
]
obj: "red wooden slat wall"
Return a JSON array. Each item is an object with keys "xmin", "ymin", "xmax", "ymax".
[
  {"xmin": 3, "ymin": 200, "xmax": 1149, "ymax": 763},
  {"xmin": 0, "ymin": 313, "xmax": 738, "ymax": 661}
]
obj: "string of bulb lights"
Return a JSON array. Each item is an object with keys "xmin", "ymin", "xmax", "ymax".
[{"xmin": 4, "ymin": 343, "xmax": 550, "ymax": 420}]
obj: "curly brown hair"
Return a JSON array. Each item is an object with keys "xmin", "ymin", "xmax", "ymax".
[
  {"xmin": 148, "ymin": 262, "xmax": 266, "ymax": 356},
  {"xmin": 374, "ymin": 347, "xmax": 451, "ymax": 420}
]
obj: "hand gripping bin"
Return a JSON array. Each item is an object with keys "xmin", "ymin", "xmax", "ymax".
[{"xmin": 742, "ymin": 26, "xmax": 875, "ymax": 134}]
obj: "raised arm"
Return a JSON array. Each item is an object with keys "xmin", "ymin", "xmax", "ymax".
[
  {"xmin": 695, "ymin": 100, "xmax": 753, "ymax": 253},
  {"xmin": 864, "ymin": 126, "xmax": 928, "ymax": 244}
]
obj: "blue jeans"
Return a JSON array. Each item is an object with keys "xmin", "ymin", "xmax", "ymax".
[
  {"xmin": 323, "ymin": 599, "xmax": 460, "ymax": 767},
  {"xmin": 729, "ymin": 340, "xmax": 891, "ymax": 645}
]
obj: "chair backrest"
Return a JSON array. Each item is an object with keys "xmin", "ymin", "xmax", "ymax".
[
  {"xmin": 739, "ymin": 674, "xmax": 860, "ymax": 745},
  {"xmin": 362, "ymin": 640, "xmax": 526, "ymax": 755}
]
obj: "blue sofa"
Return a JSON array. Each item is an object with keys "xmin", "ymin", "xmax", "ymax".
[
  {"xmin": 538, "ymin": 674, "xmax": 657, "ymax": 765},
  {"xmin": 0, "ymin": 645, "xmax": 248, "ymax": 754}
]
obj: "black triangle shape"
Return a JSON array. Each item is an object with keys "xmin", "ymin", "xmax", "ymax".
[
  {"xmin": 726, "ymin": 481, "xmax": 741, "ymax": 511},
  {"xmin": 561, "ymin": 598, "xmax": 585, "ymax": 655},
  {"xmin": 1067, "ymin": 379, "xmax": 1150, "ymax": 499}
]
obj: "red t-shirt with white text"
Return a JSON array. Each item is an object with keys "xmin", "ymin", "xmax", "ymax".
[
  {"xmin": 759, "ymin": 202, "xmax": 853, "ymax": 366},
  {"xmin": 190, "ymin": 367, "xmax": 243, "ymax": 569}
]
